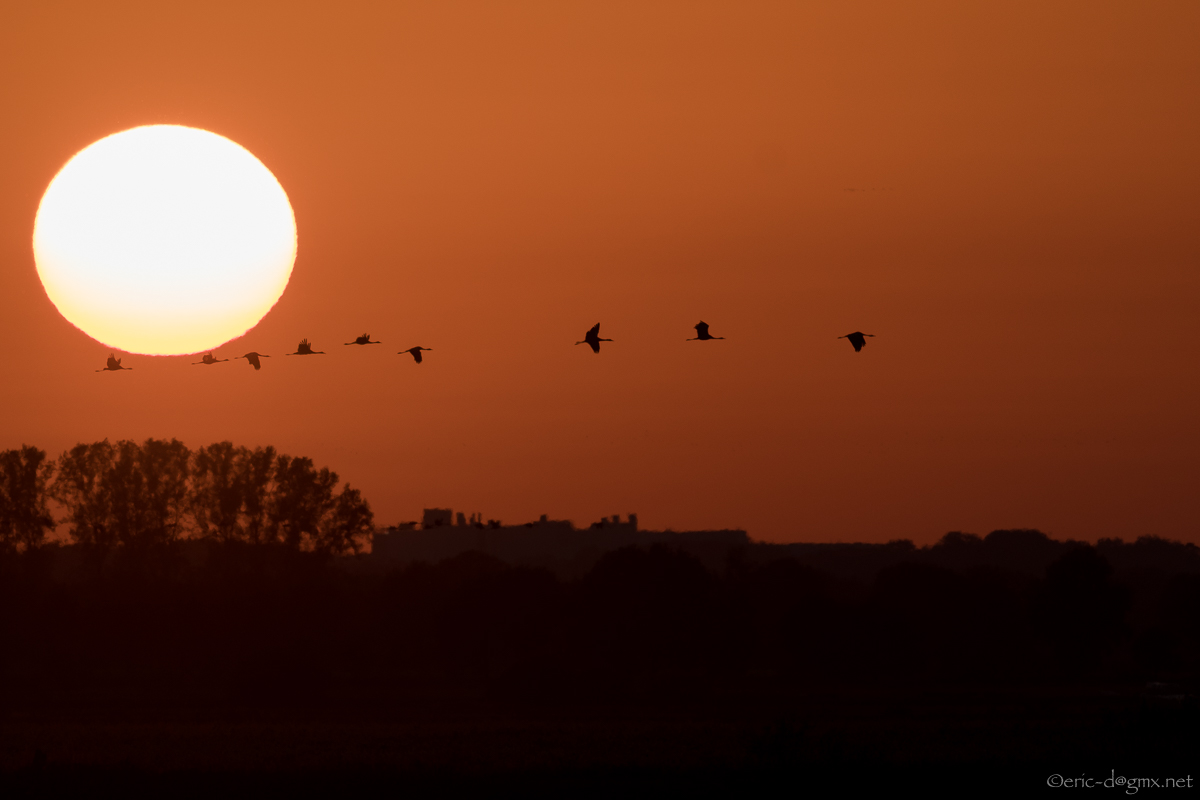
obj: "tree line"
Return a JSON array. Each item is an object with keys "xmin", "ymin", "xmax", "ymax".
[{"xmin": 0, "ymin": 440, "xmax": 373, "ymax": 558}]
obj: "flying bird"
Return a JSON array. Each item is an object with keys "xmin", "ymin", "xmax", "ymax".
[
  {"xmin": 96, "ymin": 354, "xmax": 131, "ymax": 372},
  {"xmin": 687, "ymin": 321, "xmax": 725, "ymax": 341},
  {"xmin": 192, "ymin": 352, "xmax": 228, "ymax": 365},
  {"xmin": 400, "ymin": 346, "xmax": 432, "ymax": 364},
  {"xmin": 839, "ymin": 331, "xmax": 875, "ymax": 352},
  {"xmin": 575, "ymin": 323, "xmax": 612, "ymax": 354},
  {"xmin": 287, "ymin": 339, "xmax": 325, "ymax": 355},
  {"xmin": 236, "ymin": 352, "xmax": 270, "ymax": 370},
  {"xmin": 344, "ymin": 333, "xmax": 381, "ymax": 345}
]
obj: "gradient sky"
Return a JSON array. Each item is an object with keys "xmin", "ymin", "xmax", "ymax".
[{"xmin": 1, "ymin": 1, "xmax": 1197, "ymax": 544}]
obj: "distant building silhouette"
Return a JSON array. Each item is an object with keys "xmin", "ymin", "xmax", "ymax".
[
  {"xmin": 590, "ymin": 514, "xmax": 638, "ymax": 533},
  {"xmin": 422, "ymin": 508, "xmax": 453, "ymax": 529},
  {"xmin": 373, "ymin": 508, "xmax": 746, "ymax": 574}
]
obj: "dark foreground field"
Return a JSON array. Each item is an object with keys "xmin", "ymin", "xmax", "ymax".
[
  {"xmin": 2, "ymin": 692, "xmax": 1195, "ymax": 796},
  {"xmin": 1, "ymin": 532, "xmax": 1197, "ymax": 795}
]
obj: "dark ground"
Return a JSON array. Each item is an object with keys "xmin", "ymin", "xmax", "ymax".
[{"xmin": 1, "ymin": 533, "xmax": 1197, "ymax": 797}]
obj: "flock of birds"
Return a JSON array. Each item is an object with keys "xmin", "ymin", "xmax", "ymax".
[
  {"xmin": 96, "ymin": 323, "xmax": 876, "ymax": 372},
  {"xmin": 96, "ymin": 335, "xmax": 436, "ymax": 372}
]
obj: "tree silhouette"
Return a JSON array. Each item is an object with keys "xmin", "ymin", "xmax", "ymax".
[
  {"xmin": 107, "ymin": 438, "xmax": 191, "ymax": 550},
  {"xmin": 1035, "ymin": 546, "xmax": 1131, "ymax": 671},
  {"xmin": 320, "ymin": 483, "xmax": 374, "ymax": 557},
  {"xmin": 270, "ymin": 455, "xmax": 338, "ymax": 549},
  {"xmin": 0, "ymin": 445, "xmax": 55, "ymax": 552},
  {"xmin": 240, "ymin": 446, "xmax": 277, "ymax": 545},
  {"xmin": 51, "ymin": 438, "xmax": 192, "ymax": 562},
  {"xmin": 50, "ymin": 440, "xmax": 372, "ymax": 559},
  {"xmin": 51, "ymin": 440, "xmax": 118, "ymax": 557},
  {"xmin": 268, "ymin": 455, "xmax": 374, "ymax": 556},
  {"xmin": 189, "ymin": 441, "xmax": 242, "ymax": 542},
  {"xmin": 190, "ymin": 442, "xmax": 277, "ymax": 544},
  {"xmin": 577, "ymin": 545, "xmax": 724, "ymax": 681}
]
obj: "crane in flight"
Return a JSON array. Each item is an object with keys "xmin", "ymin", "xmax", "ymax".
[
  {"xmin": 575, "ymin": 323, "xmax": 612, "ymax": 354},
  {"xmin": 839, "ymin": 331, "xmax": 875, "ymax": 352},
  {"xmin": 400, "ymin": 346, "xmax": 432, "ymax": 364},
  {"xmin": 287, "ymin": 339, "xmax": 326, "ymax": 355},
  {"xmin": 344, "ymin": 333, "xmax": 381, "ymax": 345},
  {"xmin": 192, "ymin": 353, "xmax": 228, "ymax": 365},
  {"xmin": 96, "ymin": 354, "xmax": 131, "ymax": 372},
  {"xmin": 687, "ymin": 321, "xmax": 725, "ymax": 341},
  {"xmin": 236, "ymin": 352, "xmax": 270, "ymax": 370}
]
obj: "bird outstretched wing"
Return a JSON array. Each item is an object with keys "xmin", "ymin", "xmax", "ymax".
[
  {"xmin": 577, "ymin": 323, "xmax": 603, "ymax": 351},
  {"xmin": 840, "ymin": 331, "xmax": 873, "ymax": 352},
  {"xmin": 695, "ymin": 321, "xmax": 709, "ymax": 337}
]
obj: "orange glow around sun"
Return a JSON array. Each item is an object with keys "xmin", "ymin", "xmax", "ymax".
[{"xmin": 33, "ymin": 125, "xmax": 296, "ymax": 355}]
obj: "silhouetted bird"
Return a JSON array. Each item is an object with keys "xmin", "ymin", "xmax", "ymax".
[
  {"xmin": 287, "ymin": 338, "xmax": 325, "ymax": 355},
  {"xmin": 687, "ymin": 321, "xmax": 725, "ymax": 341},
  {"xmin": 400, "ymin": 346, "xmax": 432, "ymax": 364},
  {"xmin": 192, "ymin": 352, "xmax": 228, "ymax": 365},
  {"xmin": 96, "ymin": 354, "xmax": 131, "ymax": 372},
  {"xmin": 576, "ymin": 323, "xmax": 612, "ymax": 354},
  {"xmin": 236, "ymin": 352, "xmax": 270, "ymax": 370},
  {"xmin": 839, "ymin": 331, "xmax": 875, "ymax": 352},
  {"xmin": 344, "ymin": 333, "xmax": 381, "ymax": 345}
]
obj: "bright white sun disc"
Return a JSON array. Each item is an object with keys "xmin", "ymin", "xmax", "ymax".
[{"xmin": 33, "ymin": 125, "xmax": 296, "ymax": 355}]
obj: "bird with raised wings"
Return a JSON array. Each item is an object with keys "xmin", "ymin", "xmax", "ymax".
[
  {"xmin": 839, "ymin": 331, "xmax": 875, "ymax": 352},
  {"xmin": 96, "ymin": 354, "xmax": 131, "ymax": 372},
  {"xmin": 687, "ymin": 321, "xmax": 725, "ymax": 341},
  {"xmin": 575, "ymin": 323, "xmax": 612, "ymax": 354},
  {"xmin": 192, "ymin": 352, "xmax": 228, "ymax": 365},
  {"xmin": 400, "ymin": 346, "xmax": 432, "ymax": 364},
  {"xmin": 287, "ymin": 339, "xmax": 325, "ymax": 355},
  {"xmin": 236, "ymin": 352, "xmax": 270, "ymax": 370},
  {"xmin": 344, "ymin": 333, "xmax": 381, "ymax": 345}
]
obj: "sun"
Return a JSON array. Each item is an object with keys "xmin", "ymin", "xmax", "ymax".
[{"xmin": 33, "ymin": 125, "xmax": 296, "ymax": 356}]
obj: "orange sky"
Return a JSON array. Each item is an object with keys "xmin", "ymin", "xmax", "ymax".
[{"xmin": 1, "ymin": 1, "xmax": 1197, "ymax": 544}]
